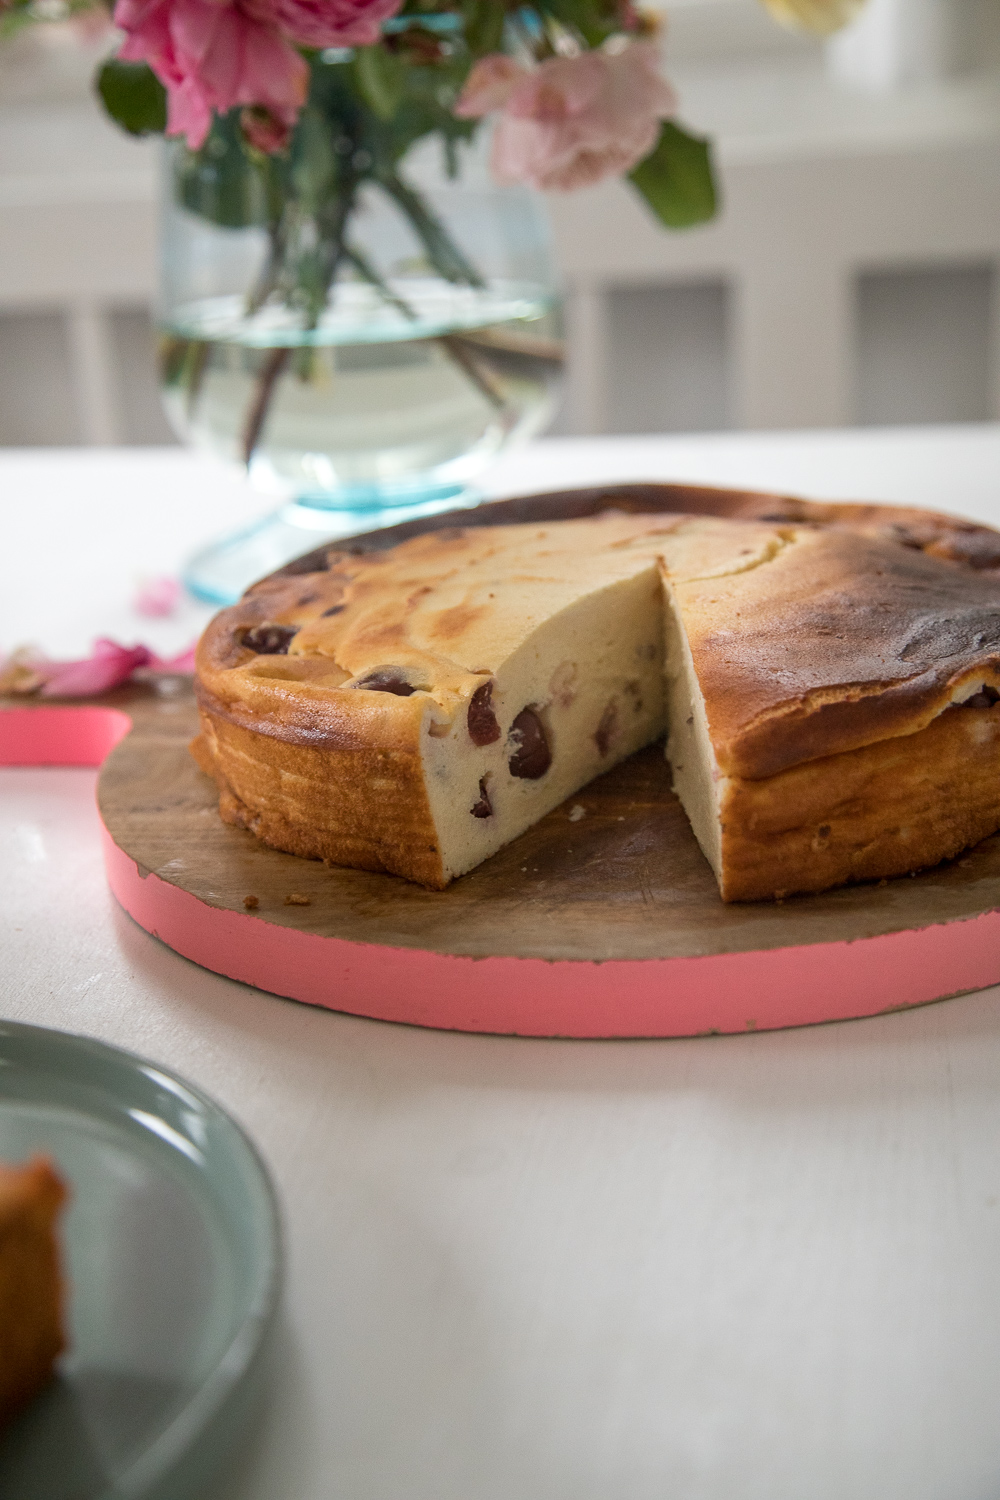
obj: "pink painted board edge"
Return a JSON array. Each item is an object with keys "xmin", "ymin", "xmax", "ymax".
[
  {"xmin": 100, "ymin": 827, "xmax": 1000, "ymax": 1037},
  {"xmin": 0, "ymin": 705, "xmax": 132, "ymax": 766},
  {"xmin": 8, "ymin": 704, "xmax": 1000, "ymax": 1037}
]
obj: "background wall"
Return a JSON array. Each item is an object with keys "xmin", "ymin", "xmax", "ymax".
[{"xmin": 1, "ymin": 0, "xmax": 999, "ymax": 447}]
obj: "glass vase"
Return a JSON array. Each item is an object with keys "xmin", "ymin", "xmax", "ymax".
[{"xmin": 158, "ymin": 130, "xmax": 563, "ymax": 604}]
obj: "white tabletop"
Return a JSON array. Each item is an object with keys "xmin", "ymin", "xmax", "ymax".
[{"xmin": 5, "ymin": 428, "xmax": 1000, "ymax": 1500}]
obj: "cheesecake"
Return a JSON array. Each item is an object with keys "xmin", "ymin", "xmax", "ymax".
[{"xmin": 193, "ymin": 486, "xmax": 1000, "ymax": 901}]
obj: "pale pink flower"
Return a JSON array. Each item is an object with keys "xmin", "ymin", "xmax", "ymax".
[
  {"xmin": 454, "ymin": 53, "xmax": 525, "ymax": 120},
  {"xmin": 114, "ymin": 0, "xmax": 308, "ymax": 150},
  {"xmin": 248, "ymin": 0, "xmax": 403, "ymax": 48},
  {"xmin": 456, "ymin": 43, "xmax": 676, "ymax": 193}
]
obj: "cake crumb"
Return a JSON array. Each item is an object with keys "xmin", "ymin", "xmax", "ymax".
[
  {"xmin": 568, "ymin": 804, "xmax": 586, "ymax": 822},
  {"xmin": 243, "ymin": 895, "xmax": 259, "ymax": 910},
  {"xmin": 285, "ymin": 893, "xmax": 311, "ymax": 906}
]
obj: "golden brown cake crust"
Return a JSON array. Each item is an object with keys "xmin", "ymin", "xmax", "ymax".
[
  {"xmin": 269, "ymin": 481, "xmax": 1000, "ymax": 575},
  {"xmin": 717, "ymin": 696, "xmax": 1000, "ymax": 901},
  {"xmin": 0, "ymin": 1156, "xmax": 68, "ymax": 1430},
  {"xmin": 678, "ymin": 524, "xmax": 1000, "ymax": 780},
  {"xmin": 194, "ymin": 695, "xmax": 448, "ymax": 888}
]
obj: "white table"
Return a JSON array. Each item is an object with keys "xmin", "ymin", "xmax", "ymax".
[{"xmin": 5, "ymin": 428, "xmax": 1000, "ymax": 1500}]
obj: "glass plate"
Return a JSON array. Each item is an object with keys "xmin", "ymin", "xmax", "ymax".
[{"xmin": 0, "ymin": 1022, "xmax": 282, "ymax": 1500}]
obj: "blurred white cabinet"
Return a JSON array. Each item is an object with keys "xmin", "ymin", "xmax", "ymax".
[
  {"xmin": 549, "ymin": 40, "xmax": 1000, "ymax": 433},
  {"xmin": 0, "ymin": 75, "xmax": 163, "ymax": 445}
]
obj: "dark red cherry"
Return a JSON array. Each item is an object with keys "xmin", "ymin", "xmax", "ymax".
[
  {"xmin": 594, "ymin": 700, "xmax": 618, "ymax": 758},
  {"xmin": 468, "ymin": 681, "xmax": 501, "ymax": 745},
  {"xmin": 242, "ymin": 623, "xmax": 298, "ymax": 655},
  {"xmin": 471, "ymin": 778, "xmax": 493, "ymax": 818},
  {"xmin": 355, "ymin": 670, "xmax": 416, "ymax": 696},
  {"xmin": 964, "ymin": 687, "xmax": 1000, "ymax": 708},
  {"xmin": 508, "ymin": 707, "xmax": 551, "ymax": 780}
]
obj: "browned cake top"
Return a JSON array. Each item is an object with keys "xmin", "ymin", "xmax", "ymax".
[
  {"xmin": 196, "ymin": 512, "xmax": 689, "ymax": 746},
  {"xmin": 678, "ymin": 524, "xmax": 1000, "ymax": 778},
  {"xmin": 196, "ymin": 485, "xmax": 1000, "ymax": 777}
]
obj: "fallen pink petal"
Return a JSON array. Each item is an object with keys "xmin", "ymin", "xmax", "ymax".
[
  {"xmin": 134, "ymin": 575, "xmax": 183, "ymax": 618},
  {"xmin": 149, "ymin": 645, "xmax": 198, "ymax": 674},
  {"xmin": 39, "ymin": 639, "xmax": 154, "ymax": 697}
]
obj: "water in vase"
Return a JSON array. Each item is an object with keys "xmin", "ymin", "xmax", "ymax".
[{"xmin": 160, "ymin": 278, "xmax": 563, "ymax": 506}]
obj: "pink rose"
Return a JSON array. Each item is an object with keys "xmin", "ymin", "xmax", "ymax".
[
  {"xmin": 455, "ymin": 43, "xmax": 676, "ymax": 193},
  {"xmin": 454, "ymin": 53, "xmax": 524, "ymax": 119},
  {"xmin": 248, "ymin": 0, "xmax": 403, "ymax": 49},
  {"xmin": 115, "ymin": 0, "xmax": 308, "ymax": 150}
]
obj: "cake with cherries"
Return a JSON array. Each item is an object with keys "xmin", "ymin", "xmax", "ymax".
[{"xmin": 192, "ymin": 484, "xmax": 1000, "ymax": 901}]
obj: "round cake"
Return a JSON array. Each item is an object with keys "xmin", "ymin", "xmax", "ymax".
[{"xmin": 192, "ymin": 482, "xmax": 1000, "ymax": 900}]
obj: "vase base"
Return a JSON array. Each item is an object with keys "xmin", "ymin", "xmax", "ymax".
[{"xmin": 183, "ymin": 487, "xmax": 475, "ymax": 606}]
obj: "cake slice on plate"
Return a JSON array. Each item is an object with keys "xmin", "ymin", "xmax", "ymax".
[{"xmin": 0, "ymin": 1156, "xmax": 68, "ymax": 1429}]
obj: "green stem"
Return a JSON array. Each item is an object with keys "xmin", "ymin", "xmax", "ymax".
[
  {"xmin": 345, "ymin": 242, "xmax": 506, "ymax": 411},
  {"xmin": 376, "ymin": 171, "xmax": 485, "ymax": 288},
  {"xmin": 245, "ymin": 214, "xmax": 289, "ymax": 319},
  {"xmin": 241, "ymin": 180, "xmax": 357, "ymax": 463},
  {"xmin": 344, "ymin": 243, "xmax": 418, "ymax": 321},
  {"xmin": 239, "ymin": 162, "xmax": 500, "ymax": 463},
  {"xmin": 241, "ymin": 346, "xmax": 290, "ymax": 466}
]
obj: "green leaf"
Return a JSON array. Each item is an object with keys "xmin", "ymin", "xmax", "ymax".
[
  {"xmin": 458, "ymin": 0, "xmax": 507, "ymax": 57},
  {"xmin": 627, "ymin": 121, "xmax": 718, "ymax": 230},
  {"xmin": 353, "ymin": 44, "xmax": 407, "ymax": 122},
  {"xmin": 0, "ymin": 6, "xmax": 39, "ymax": 42},
  {"xmin": 174, "ymin": 114, "xmax": 271, "ymax": 230},
  {"xmin": 96, "ymin": 59, "xmax": 167, "ymax": 138},
  {"xmin": 538, "ymin": 0, "xmax": 621, "ymax": 49}
]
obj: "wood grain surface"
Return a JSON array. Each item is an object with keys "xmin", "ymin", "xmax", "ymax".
[{"xmin": 94, "ymin": 683, "xmax": 1000, "ymax": 964}]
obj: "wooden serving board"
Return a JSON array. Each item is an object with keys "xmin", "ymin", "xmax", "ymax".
[
  {"xmin": 7, "ymin": 479, "xmax": 1000, "ymax": 1037},
  {"xmin": 4, "ymin": 685, "xmax": 1000, "ymax": 1037}
]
